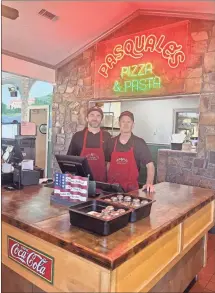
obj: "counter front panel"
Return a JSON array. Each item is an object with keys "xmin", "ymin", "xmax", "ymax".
[{"xmin": 2, "ymin": 182, "xmax": 215, "ymax": 292}]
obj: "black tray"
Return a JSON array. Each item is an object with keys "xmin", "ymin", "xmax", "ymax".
[
  {"xmin": 99, "ymin": 194, "xmax": 155, "ymax": 223},
  {"xmin": 69, "ymin": 200, "xmax": 131, "ymax": 236}
]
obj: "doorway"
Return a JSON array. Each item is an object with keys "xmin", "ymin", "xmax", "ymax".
[{"xmin": 27, "ymin": 105, "xmax": 49, "ymax": 177}]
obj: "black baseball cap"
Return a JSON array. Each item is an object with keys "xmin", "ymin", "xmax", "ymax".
[
  {"xmin": 87, "ymin": 107, "xmax": 104, "ymax": 118},
  {"xmin": 119, "ymin": 111, "xmax": 134, "ymax": 122}
]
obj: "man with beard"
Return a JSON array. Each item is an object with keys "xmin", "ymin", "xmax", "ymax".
[
  {"xmin": 106, "ymin": 111, "xmax": 155, "ymax": 193},
  {"xmin": 67, "ymin": 107, "xmax": 111, "ymax": 182}
]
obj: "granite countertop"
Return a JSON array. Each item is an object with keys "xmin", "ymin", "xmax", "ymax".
[{"xmin": 2, "ymin": 182, "xmax": 214, "ymax": 269}]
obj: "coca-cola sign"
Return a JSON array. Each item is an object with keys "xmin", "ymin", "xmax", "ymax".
[{"xmin": 8, "ymin": 236, "xmax": 54, "ymax": 284}]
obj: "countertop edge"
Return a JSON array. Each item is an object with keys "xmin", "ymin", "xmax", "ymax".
[{"xmin": 158, "ymin": 149, "xmax": 197, "ymax": 155}]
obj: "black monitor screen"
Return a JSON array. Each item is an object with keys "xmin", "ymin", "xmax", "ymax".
[{"xmin": 55, "ymin": 155, "xmax": 94, "ymax": 181}]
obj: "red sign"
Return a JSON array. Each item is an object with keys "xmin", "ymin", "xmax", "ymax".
[
  {"xmin": 95, "ymin": 21, "xmax": 190, "ymax": 98},
  {"xmin": 8, "ymin": 236, "xmax": 54, "ymax": 284}
]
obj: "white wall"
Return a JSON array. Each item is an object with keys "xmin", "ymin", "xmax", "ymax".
[
  {"xmin": 103, "ymin": 102, "xmax": 121, "ymax": 117},
  {"xmin": 121, "ymin": 97, "xmax": 200, "ymax": 144},
  {"xmin": 2, "ymin": 54, "xmax": 55, "ymax": 83}
]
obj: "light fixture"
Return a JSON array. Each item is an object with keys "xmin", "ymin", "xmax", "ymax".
[{"xmin": 8, "ymin": 86, "xmax": 18, "ymax": 97}]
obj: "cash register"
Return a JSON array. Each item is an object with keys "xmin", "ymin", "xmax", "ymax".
[
  {"xmin": 53, "ymin": 154, "xmax": 124, "ymax": 197},
  {"xmin": 2, "ymin": 122, "xmax": 41, "ymax": 189},
  {"xmin": 2, "ymin": 138, "xmax": 40, "ymax": 189},
  {"xmin": 2, "ymin": 140, "xmax": 40, "ymax": 189},
  {"xmin": 2, "ymin": 123, "xmax": 21, "ymax": 187},
  {"xmin": 2, "ymin": 138, "xmax": 24, "ymax": 189}
]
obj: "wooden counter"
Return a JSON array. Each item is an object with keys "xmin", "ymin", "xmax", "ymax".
[{"xmin": 2, "ymin": 182, "xmax": 215, "ymax": 292}]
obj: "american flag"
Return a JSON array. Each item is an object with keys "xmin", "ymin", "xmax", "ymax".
[
  {"xmin": 54, "ymin": 173, "xmax": 70, "ymax": 199},
  {"xmin": 54, "ymin": 173, "xmax": 88, "ymax": 202}
]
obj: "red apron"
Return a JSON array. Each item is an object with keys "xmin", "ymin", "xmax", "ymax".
[
  {"xmin": 80, "ymin": 129, "xmax": 106, "ymax": 182},
  {"xmin": 107, "ymin": 138, "xmax": 139, "ymax": 192}
]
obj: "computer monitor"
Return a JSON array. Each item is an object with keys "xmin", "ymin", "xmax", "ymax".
[
  {"xmin": 55, "ymin": 155, "xmax": 94, "ymax": 181},
  {"xmin": 2, "ymin": 123, "xmax": 20, "ymax": 139}
]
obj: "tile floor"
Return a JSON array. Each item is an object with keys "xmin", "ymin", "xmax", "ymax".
[{"xmin": 189, "ymin": 233, "xmax": 215, "ymax": 292}]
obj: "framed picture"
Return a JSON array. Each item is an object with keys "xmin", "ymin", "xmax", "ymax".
[{"xmin": 173, "ymin": 108, "xmax": 199, "ymax": 139}]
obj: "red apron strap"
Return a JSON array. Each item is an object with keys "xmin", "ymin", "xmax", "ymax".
[
  {"xmin": 113, "ymin": 137, "xmax": 118, "ymax": 151},
  {"xmin": 82, "ymin": 129, "xmax": 88, "ymax": 149},
  {"xmin": 99, "ymin": 130, "xmax": 103, "ymax": 149}
]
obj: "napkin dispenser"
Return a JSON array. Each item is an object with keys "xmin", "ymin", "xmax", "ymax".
[{"xmin": 170, "ymin": 133, "xmax": 186, "ymax": 150}]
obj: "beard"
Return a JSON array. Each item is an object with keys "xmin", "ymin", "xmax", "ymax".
[{"xmin": 88, "ymin": 121, "xmax": 101, "ymax": 128}]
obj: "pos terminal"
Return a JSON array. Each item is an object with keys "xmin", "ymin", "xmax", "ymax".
[
  {"xmin": 2, "ymin": 138, "xmax": 24, "ymax": 190},
  {"xmin": 2, "ymin": 138, "xmax": 40, "ymax": 189},
  {"xmin": 55, "ymin": 155, "xmax": 124, "ymax": 197}
]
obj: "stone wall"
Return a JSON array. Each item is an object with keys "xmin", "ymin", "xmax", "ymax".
[
  {"xmin": 157, "ymin": 22, "xmax": 215, "ymax": 189},
  {"xmin": 52, "ymin": 13, "xmax": 215, "ymax": 177},
  {"xmin": 157, "ymin": 148, "xmax": 215, "ymax": 189},
  {"xmin": 52, "ymin": 48, "xmax": 95, "ymax": 173}
]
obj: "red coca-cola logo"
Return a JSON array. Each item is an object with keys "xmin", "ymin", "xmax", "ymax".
[{"xmin": 8, "ymin": 236, "xmax": 54, "ymax": 284}]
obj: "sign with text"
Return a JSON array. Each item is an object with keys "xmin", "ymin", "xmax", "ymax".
[
  {"xmin": 21, "ymin": 122, "xmax": 36, "ymax": 136},
  {"xmin": 8, "ymin": 236, "xmax": 54, "ymax": 284},
  {"xmin": 95, "ymin": 21, "xmax": 190, "ymax": 98},
  {"xmin": 54, "ymin": 173, "xmax": 89, "ymax": 202}
]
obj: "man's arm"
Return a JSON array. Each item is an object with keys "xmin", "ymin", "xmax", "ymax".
[
  {"xmin": 137, "ymin": 138, "xmax": 155, "ymax": 192},
  {"xmin": 106, "ymin": 162, "xmax": 110, "ymax": 172},
  {"xmin": 67, "ymin": 133, "xmax": 79, "ymax": 156},
  {"xmin": 144, "ymin": 162, "xmax": 155, "ymax": 192},
  {"xmin": 146, "ymin": 162, "xmax": 155, "ymax": 185}
]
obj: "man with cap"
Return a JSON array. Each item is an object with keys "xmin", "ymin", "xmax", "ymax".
[
  {"xmin": 67, "ymin": 107, "xmax": 111, "ymax": 182},
  {"xmin": 106, "ymin": 111, "xmax": 155, "ymax": 193}
]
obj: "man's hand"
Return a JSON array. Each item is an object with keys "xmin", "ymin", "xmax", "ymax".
[{"xmin": 142, "ymin": 183, "xmax": 155, "ymax": 193}]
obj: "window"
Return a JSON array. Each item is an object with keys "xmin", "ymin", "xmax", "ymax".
[{"xmin": 173, "ymin": 108, "xmax": 199, "ymax": 139}]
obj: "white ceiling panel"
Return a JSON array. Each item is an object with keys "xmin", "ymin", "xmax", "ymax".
[{"xmin": 2, "ymin": 1, "xmax": 215, "ymax": 67}]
